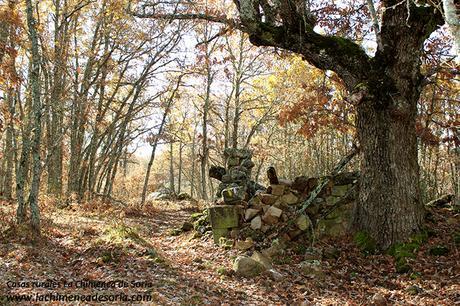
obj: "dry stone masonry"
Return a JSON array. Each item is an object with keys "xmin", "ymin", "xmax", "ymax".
[{"xmin": 208, "ymin": 148, "xmax": 359, "ymax": 250}]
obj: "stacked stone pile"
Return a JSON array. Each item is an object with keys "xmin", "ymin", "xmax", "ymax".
[
  {"xmin": 237, "ymin": 171, "xmax": 358, "ymax": 244},
  {"xmin": 200, "ymin": 148, "xmax": 360, "ymax": 277},
  {"xmin": 212, "ymin": 148, "xmax": 265, "ymax": 203},
  {"xmin": 208, "ymin": 147, "xmax": 359, "ymax": 246},
  {"xmin": 223, "ymin": 172, "xmax": 358, "ymax": 278}
]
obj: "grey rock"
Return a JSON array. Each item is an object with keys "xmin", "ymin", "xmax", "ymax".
[{"xmin": 233, "ymin": 256, "xmax": 266, "ymax": 277}]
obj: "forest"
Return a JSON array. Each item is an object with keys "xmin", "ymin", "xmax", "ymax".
[{"xmin": 0, "ymin": 0, "xmax": 459, "ymax": 304}]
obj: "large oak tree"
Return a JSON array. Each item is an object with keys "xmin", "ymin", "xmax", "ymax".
[{"xmin": 133, "ymin": 0, "xmax": 446, "ymax": 249}]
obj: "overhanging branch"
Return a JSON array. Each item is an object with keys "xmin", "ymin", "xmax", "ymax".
[{"xmin": 129, "ymin": 0, "xmax": 373, "ymax": 88}]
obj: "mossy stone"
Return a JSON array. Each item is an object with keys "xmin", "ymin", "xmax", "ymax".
[{"xmin": 209, "ymin": 206, "xmax": 240, "ymax": 244}]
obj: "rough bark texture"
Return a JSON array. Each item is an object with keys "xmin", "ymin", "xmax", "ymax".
[
  {"xmin": 25, "ymin": 0, "xmax": 42, "ymax": 233},
  {"xmin": 47, "ymin": 0, "xmax": 68, "ymax": 198},
  {"xmin": 1, "ymin": 91, "xmax": 15, "ymax": 200}
]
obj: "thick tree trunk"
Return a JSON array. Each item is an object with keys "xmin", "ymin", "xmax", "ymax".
[
  {"xmin": 353, "ymin": 91, "xmax": 423, "ymax": 249},
  {"xmin": 350, "ymin": 4, "xmax": 441, "ymax": 249}
]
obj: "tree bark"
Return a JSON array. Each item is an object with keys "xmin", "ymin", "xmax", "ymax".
[
  {"xmin": 178, "ymin": 142, "xmax": 183, "ymax": 194},
  {"xmin": 25, "ymin": 0, "xmax": 42, "ymax": 234},
  {"xmin": 169, "ymin": 140, "xmax": 175, "ymax": 193},
  {"xmin": 47, "ymin": 0, "xmax": 68, "ymax": 198},
  {"xmin": 353, "ymin": 94, "xmax": 423, "ymax": 249},
  {"xmin": 2, "ymin": 90, "xmax": 15, "ymax": 201}
]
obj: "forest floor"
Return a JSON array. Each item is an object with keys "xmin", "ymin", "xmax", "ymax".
[{"xmin": 0, "ymin": 198, "xmax": 459, "ymax": 305}]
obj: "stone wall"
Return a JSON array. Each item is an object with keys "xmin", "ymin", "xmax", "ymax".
[{"xmin": 208, "ymin": 164, "xmax": 359, "ymax": 245}]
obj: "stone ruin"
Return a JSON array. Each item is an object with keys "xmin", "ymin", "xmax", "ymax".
[
  {"xmin": 207, "ymin": 148, "xmax": 359, "ymax": 250},
  {"xmin": 210, "ymin": 148, "xmax": 265, "ymax": 204}
]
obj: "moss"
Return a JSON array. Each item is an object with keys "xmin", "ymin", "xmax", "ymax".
[
  {"xmin": 273, "ymin": 255, "xmax": 293, "ymax": 265},
  {"xmin": 193, "ymin": 212, "xmax": 209, "ymax": 229},
  {"xmin": 191, "ymin": 212, "xmax": 205, "ymax": 220},
  {"xmin": 294, "ymin": 244, "xmax": 308, "ymax": 255},
  {"xmin": 256, "ymin": 23, "xmax": 284, "ymax": 45},
  {"xmin": 216, "ymin": 266, "xmax": 228, "ymax": 276},
  {"xmin": 218, "ymin": 237, "xmax": 233, "ymax": 250},
  {"xmin": 410, "ymin": 231, "xmax": 428, "ymax": 245},
  {"xmin": 354, "ymin": 231, "xmax": 377, "ymax": 254},
  {"xmin": 169, "ymin": 228, "xmax": 183, "ymax": 236},
  {"xmin": 395, "ymin": 257, "xmax": 412, "ymax": 273},
  {"xmin": 409, "ymin": 272, "xmax": 422, "ymax": 280},
  {"xmin": 388, "ymin": 242, "xmax": 418, "ymax": 258},
  {"xmin": 349, "ymin": 271, "xmax": 358, "ymax": 279},
  {"xmin": 317, "ymin": 36, "xmax": 368, "ymax": 61},
  {"xmin": 429, "ymin": 245, "xmax": 449, "ymax": 256},
  {"xmin": 102, "ymin": 223, "xmax": 147, "ymax": 245},
  {"xmin": 388, "ymin": 232, "xmax": 428, "ymax": 274},
  {"xmin": 453, "ymin": 232, "xmax": 460, "ymax": 245}
]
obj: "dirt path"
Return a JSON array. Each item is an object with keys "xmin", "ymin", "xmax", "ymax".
[{"xmin": 0, "ymin": 200, "xmax": 459, "ymax": 305}]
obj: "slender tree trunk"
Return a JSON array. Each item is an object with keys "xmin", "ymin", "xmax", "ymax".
[
  {"xmin": 47, "ymin": 0, "xmax": 67, "ymax": 198},
  {"xmin": 2, "ymin": 91, "xmax": 15, "ymax": 200},
  {"xmin": 190, "ymin": 125, "xmax": 197, "ymax": 198},
  {"xmin": 223, "ymin": 94, "xmax": 231, "ymax": 155},
  {"xmin": 140, "ymin": 78, "xmax": 181, "ymax": 206},
  {"xmin": 25, "ymin": 0, "xmax": 42, "ymax": 234},
  {"xmin": 201, "ymin": 69, "xmax": 211, "ymax": 200},
  {"xmin": 169, "ymin": 141, "xmax": 175, "ymax": 193},
  {"xmin": 178, "ymin": 142, "xmax": 183, "ymax": 194},
  {"xmin": 231, "ymin": 76, "xmax": 241, "ymax": 149}
]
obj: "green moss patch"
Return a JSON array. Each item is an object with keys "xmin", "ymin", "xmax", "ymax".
[
  {"xmin": 453, "ymin": 232, "xmax": 460, "ymax": 245},
  {"xmin": 387, "ymin": 232, "xmax": 427, "ymax": 273},
  {"xmin": 354, "ymin": 231, "xmax": 377, "ymax": 254},
  {"xmin": 429, "ymin": 245, "xmax": 449, "ymax": 256},
  {"xmin": 101, "ymin": 223, "xmax": 144, "ymax": 245}
]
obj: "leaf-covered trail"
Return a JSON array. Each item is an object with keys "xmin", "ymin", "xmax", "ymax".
[{"xmin": 0, "ymin": 200, "xmax": 459, "ymax": 305}]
